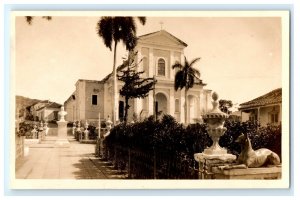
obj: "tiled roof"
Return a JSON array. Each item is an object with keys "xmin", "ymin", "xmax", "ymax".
[
  {"xmin": 77, "ymin": 79, "xmax": 102, "ymax": 83},
  {"xmin": 36, "ymin": 102, "xmax": 61, "ymax": 111},
  {"xmin": 239, "ymin": 88, "xmax": 282, "ymax": 110},
  {"xmin": 46, "ymin": 102, "xmax": 61, "ymax": 109},
  {"xmin": 138, "ymin": 30, "xmax": 188, "ymax": 47}
]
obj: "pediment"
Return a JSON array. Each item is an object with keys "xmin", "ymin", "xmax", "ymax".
[{"xmin": 138, "ymin": 30, "xmax": 187, "ymax": 48}]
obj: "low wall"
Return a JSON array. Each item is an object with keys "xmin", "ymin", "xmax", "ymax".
[
  {"xmin": 211, "ymin": 166, "xmax": 281, "ymax": 179},
  {"xmin": 15, "ymin": 136, "xmax": 25, "ymax": 160}
]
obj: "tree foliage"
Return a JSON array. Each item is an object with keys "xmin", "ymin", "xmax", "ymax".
[
  {"xmin": 96, "ymin": 16, "xmax": 146, "ymax": 123},
  {"xmin": 172, "ymin": 56, "xmax": 201, "ymax": 91},
  {"xmin": 25, "ymin": 16, "xmax": 52, "ymax": 25},
  {"xmin": 172, "ymin": 56, "xmax": 201, "ymax": 123},
  {"xmin": 97, "ymin": 17, "xmax": 146, "ymax": 51},
  {"xmin": 117, "ymin": 52, "xmax": 155, "ymax": 123},
  {"xmin": 219, "ymin": 99, "xmax": 233, "ymax": 114}
]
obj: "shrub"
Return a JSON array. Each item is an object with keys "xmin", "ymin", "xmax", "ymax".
[
  {"xmin": 88, "ymin": 125, "xmax": 98, "ymax": 140},
  {"xmin": 67, "ymin": 122, "xmax": 75, "ymax": 127},
  {"xmin": 17, "ymin": 122, "xmax": 34, "ymax": 137}
]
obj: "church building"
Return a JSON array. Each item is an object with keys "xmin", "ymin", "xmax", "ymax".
[{"xmin": 64, "ymin": 30, "xmax": 213, "ymax": 124}]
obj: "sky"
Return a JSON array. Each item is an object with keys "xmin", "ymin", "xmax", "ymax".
[{"xmin": 14, "ymin": 15, "xmax": 282, "ymax": 105}]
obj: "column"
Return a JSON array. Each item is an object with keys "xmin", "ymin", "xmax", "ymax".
[
  {"xmin": 148, "ymin": 90, "xmax": 154, "ymax": 115},
  {"xmin": 257, "ymin": 107, "xmax": 260, "ymax": 123},
  {"xmin": 149, "ymin": 48, "xmax": 154, "ymax": 77},
  {"xmin": 133, "ymin": 98, "xmax": 143, "ymax": 118},
  {"xmin": 136, "ymin": 47, "xmax": 142, "ymax": 71},
  {"xmin": 169, "ymin": 89, "xmax": 175, "ymax": 116},
  {"xmin": 148, "ymin": 47, "xmax": 155, "ymax": 117},
  {"xmin": 137, "ymin": 98, "xmax": 143, "ymax": 117},
  {"xmin": 198, "ymin": 91, "xmax": 203, "ymax": 116},
  {"xmin": 279, "ymin": 104, "xmax": 282, "ymax": 124},
  {"xmin": 170, "ymin": 50, "xmax": 174, "ymax": 80},
  {"xmin": 98, "ymin": 112, "xmax": 101, "ymax": 138},
  {"xmin": 241, "ymin": 111, "xmax": 243, "ymax": 122}
]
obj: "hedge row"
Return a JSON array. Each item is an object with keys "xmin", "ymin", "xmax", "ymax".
[
  {"xmin": 106, "ymin": 115, "xmax": 281, "ymax": 157},
  {"xmin": 102, "ymin": 115, "xmax": 281, "ymax": 178}
]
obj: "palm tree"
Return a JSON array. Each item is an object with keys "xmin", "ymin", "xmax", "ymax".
[
  {"xmin": 172, "ymin": 56, "xmax": 201, "ymax": 124},
  {"xmin": 97, "ymin": 17, "xmax": 146, "ymax": 124}
]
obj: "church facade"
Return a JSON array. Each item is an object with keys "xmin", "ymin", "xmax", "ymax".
[{"xmin": 64, "ymin": 30, "xmax": 213, "ymax": 124}]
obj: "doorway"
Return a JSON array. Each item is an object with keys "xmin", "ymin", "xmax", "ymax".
[{"xmin": 119, "ymin": 101, "xmax": 124, "ymax": 122}]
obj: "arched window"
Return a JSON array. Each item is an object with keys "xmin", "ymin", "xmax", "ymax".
[{"xmin": 157, "ymin": 58, "xmax": 166, "ymax": 76}]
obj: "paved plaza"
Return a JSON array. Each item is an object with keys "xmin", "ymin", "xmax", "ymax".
[{"xmin": 15, "ymin": 136, "xmax": 126, "ymax": 179}]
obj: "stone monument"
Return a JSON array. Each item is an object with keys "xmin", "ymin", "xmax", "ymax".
[
  {"xmin": 194, "ymin": 92, "xmax": 236, "ymax": 179},
  {"xmin": 54, "ymin": 106, "xmax": 70, "ymax": 147},
  {"xmin": 84, "ymin": 121, "xmax": 89, "ymax": 140}
]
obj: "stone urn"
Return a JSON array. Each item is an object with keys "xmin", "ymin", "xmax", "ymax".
[
  {"xmin": 194, "ymin": 92, "xmax": 236, "ymax": 167},
  {"xmin": 202, "ymin": 92, "xmax": 229, "ymax": 155}
]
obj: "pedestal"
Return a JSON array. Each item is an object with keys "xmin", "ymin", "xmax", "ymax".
[
  {"xmin": 84, "ymin": 130, "xmax": 89, "ymax": 140},
  {"xmin": 194, "ymin": 152, "xmax": 236, "ymax": 179},
  {"xmin": 54, "ymin": 121, "xmax": 70, "ymax": 148},
  {"xmin": 211, "ymin": 165, "xmax": 282, "ymax": 179}
]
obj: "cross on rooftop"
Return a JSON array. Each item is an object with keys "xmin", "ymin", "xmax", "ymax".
[{"xmin": 159, "ymin": 21, "xmax": 164, "ymax": 30}]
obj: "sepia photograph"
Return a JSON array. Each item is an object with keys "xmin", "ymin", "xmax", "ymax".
[{"xmin": 11, "ymin": 10, "xmax": 290, "ymax": 189}]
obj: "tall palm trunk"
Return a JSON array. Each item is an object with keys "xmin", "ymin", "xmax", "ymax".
[
  {"xmin": 184, "ymin": 88, "xmax": 188, "ymax": 125},
  {"xmin": 113, "ymin": 41, "xmax": 119, "ymax": 124}
]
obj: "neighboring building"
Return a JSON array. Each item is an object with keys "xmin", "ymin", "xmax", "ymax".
[
  {"xmin": 239, "ymin": 88, "xmax": 282, "ymax": 126},
  {"xmin": 64, "ymin": 79, "xmax": 104, "ymax": 124},
  {"xmin": 30, "ymin": 100, "xmax": 62, "ymax": 121},
  {"xmin": 36, "ymin": 102, "xmax": 61, "ymax": 121},
  {"xmin": 64, "ymin": 30, "xmax": 213, "ymax": 124}
]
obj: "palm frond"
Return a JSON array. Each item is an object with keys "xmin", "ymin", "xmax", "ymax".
[
  {"xmin": 172, "ymin": 62, "xmax": 183, "ymax": 70},
  {"xmin": 184, "ymin": 56, "xmax": 189, "ymax": 68},
  {"xmin": 138, "ymin": 17, "xmax": 146, "ymax": 25},
  {"xmin": 97, "ymin": 17, "xmax": 113, "ymax": 50},
  {"xmin": 25, "ymin": 16, "xmax": 33, "ymax": 25},
  {"xmin": 174, "ymin": 71, "xmax": 185, "ymax": 91},
  {"xmin": 189, "ymin": 67, "xmax": 201, "ymax": 79},
  {"xmin": 189, "ymin": 57, "xmax": 201, "ymax": 66},
  {"xmin": 97, "ymin": 16, "xmax": 147, "ymax": 52},
  {"xmin": 42, "ymin": 16, "xmax": 52, "ymax": 21}
]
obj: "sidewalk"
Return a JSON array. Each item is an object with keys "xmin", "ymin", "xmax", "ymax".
[{"xmin": 15, "ymin": 136, "xmax": 126, "ymax": 179}]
